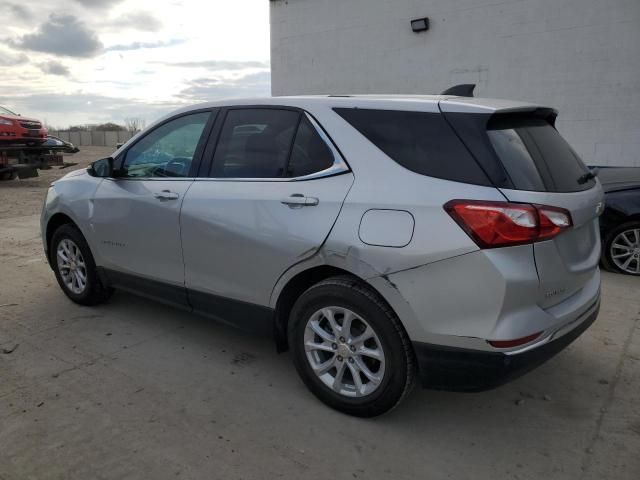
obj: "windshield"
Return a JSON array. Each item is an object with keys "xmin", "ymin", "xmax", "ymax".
[{"xmin": 0, "ymin": 106, "xmax": 18, "ymax": 116}]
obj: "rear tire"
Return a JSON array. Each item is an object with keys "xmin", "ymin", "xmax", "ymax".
[
  {"xmin": 601, "ymin": 220, "xmax": 640, "ymax": 276},
  {"xmin": 289, "ymin": 276, "xmax": 415, "ymax": 417},
  {"xmin": 50, "ymin": 224, "xmax": 113, "ymax": 305}
]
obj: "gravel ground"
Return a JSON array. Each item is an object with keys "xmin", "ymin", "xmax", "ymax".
[{"xmin": 0, "ymin": 150, "xmax": 639, "ymax": 479}]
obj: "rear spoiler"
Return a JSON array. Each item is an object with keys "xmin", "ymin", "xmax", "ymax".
[{"xmin": 487, "ymin": 108, "xmax": 558, "ymax": 127}]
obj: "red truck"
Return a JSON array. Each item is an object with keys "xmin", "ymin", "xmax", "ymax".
[{"xmin": 0, "ymin": 105, "xmax": 48, "ymax": 145}]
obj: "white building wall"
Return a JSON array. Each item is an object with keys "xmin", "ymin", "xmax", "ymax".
[{"xmin": 270, "ymin": 0, "xmax": 640, "ymax": 166}]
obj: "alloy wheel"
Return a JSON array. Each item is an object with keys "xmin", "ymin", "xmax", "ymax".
[
  {"xmin": 57, "ymin": 238, "xmax": 88, "ymax": 294},
  {"xmin": 303, "ymin": 306, "xmax": 386, "ymax": 397},
  {"xmin": 610, "ymin": 228, "xmax": 640, "ymax": 274}
]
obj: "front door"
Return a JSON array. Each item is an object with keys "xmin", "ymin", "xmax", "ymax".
[
  {"xmin": 180, "ymin": 108, "xmax": 354, "ymax": 329},
  {"xmin": 90, "ymin": 111, "xmax": 213, "ymax": 307}
]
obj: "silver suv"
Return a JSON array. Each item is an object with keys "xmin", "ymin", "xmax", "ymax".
[{"xmin": 42, "ymin": 94, "xmax": 603, "ymax": 416}]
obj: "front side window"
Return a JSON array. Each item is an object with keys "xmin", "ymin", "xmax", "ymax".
[{"xmin": 121, "ymin": 112, "xmax": 210, "ymax": 178}]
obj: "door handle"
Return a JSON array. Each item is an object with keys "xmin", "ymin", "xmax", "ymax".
[
  {"xmin": 281, "ymin": 194, "xmax": 319, "ymax": 208},
  {"xmin": 153, "ymin": 190, "xmax": 180, "ymax": 201}
]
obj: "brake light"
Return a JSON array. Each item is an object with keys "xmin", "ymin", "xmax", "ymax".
[{"xmin": 444, "ymin": 200, "xmax": 572, "ymax": 248}]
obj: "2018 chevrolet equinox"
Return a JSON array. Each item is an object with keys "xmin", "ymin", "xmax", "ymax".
[{"xmin": 42, "ymin": 93, "xmax": 603, "ymax": 416}]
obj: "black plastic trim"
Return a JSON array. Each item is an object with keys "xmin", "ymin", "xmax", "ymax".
[
  {"xmin": 100, "ymin": 268, "xmax": 275, "ymax": 337},
  {"xmin": 102, "ymin": 268, "xmax": 190, "ymax": 310},
  {"xmin": 188, "ymin": 289, "xmax": 275, "ymax": 337},
  {"xmin": 412, "ymin": 299, "xmax": 599, "ymax": 391}
]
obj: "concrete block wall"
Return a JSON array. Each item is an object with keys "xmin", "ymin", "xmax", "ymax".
[
  {"xmin": 270, "ymin": 0, "xmax": 640, "ymax": 166},
  {"xmin": 49, "ymin": 130, "xmax": 135, "ymax": 147}
]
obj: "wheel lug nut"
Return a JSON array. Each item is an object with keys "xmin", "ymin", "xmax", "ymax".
[
  {"xmin": 350, "ymin": 345, "xmax": 356, "ymax": 352},
  {"xmin": 332, "ymin": 343, "xmax": 338, "ymax": 350},
  {"xmin": 348, "ymin": 357, "xmax": 354, "ymax": 364},
  {"xmin": 339, "ymin": 337, "xmax": 346, "ymax": 343},
  {"xmin": 337, "ymin": 355, "xmax": 343, "ymax": 362}
]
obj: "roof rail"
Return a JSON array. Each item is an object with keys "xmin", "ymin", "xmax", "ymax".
[{"xmin": 440, "ymin": 84, "xmax": 476, "ymax": 97}]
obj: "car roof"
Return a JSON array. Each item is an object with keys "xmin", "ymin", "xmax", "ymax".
[{"xmin": 169, "ymin": 94, "xmax": 551, "ymax": 116}]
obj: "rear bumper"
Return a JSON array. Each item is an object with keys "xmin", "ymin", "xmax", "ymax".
[{"xmin": 413, "ymin": 297, "xmax": 600, "ymax": 391}]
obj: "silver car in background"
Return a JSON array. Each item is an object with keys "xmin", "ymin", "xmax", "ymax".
[{"xmin": 41, "ymin": 93, "xmax": 603, "ymax": 416}]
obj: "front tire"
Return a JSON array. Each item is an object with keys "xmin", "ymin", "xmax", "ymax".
[
  {"xmin": 602, "ymin": 221, "xmax": 640, "ymax": 276},
  {"xmin": 289, "ymin": 276, "xmax": 415, "ymax": 417},
  {"xmin": 50, "ymin": 224, "xmax": 112, "ymax": 305}
]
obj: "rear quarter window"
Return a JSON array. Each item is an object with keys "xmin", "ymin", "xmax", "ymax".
[
  {"xmin": 487, "ymin": 116, "xmax": 595, "ymax": 193},
  {"xmin": 334, "ymin": 108, "xmax": 491, "ymax": 186}
]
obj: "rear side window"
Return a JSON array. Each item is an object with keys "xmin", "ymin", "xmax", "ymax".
[
  {"xmin": 211, "ymin": 109, "xmax": 299, "ymax": 178},
  {"xmin": 334, "ymin": 108, "xmax": 491, "ymax": 186},
  {"xmin": 487, "ymin": 117, "xmax": 594, "ymax": 192}
]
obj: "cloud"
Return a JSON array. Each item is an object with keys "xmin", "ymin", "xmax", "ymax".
[
  {"xmin": 1, "ymin": 2, "xmax": 33, "ymax": 20},
  {"xmin": 13, "ymin": 14, "xmax": 103, "ymax": 58},
  {"xmin": 38, "ymin": 60, "xmax": 71, "ymax": 76},
  {"xmin": 0, "ymin": 92, "xmax": 181, "ymax": 128},
  {"xmin": 154, "ymin": 60, "xmax": 269, "ymax": 70},
  {"xmin": 74, "ymin": 0, "xmax": 123, "ymax": 9},
  {"xmin": 178, "ymin": 71, "xmax": 271, "ymax": 101},
  {"xmin": 105, "ymin": 38, "xmax": 185, "ymax": 52},
  {"xmin": 0, "ymin": 49, "xmax": 28, "ymax": 66},
  {"xmin": 105, "ymin": 11, "xmax": 163, "ymax": 32}
]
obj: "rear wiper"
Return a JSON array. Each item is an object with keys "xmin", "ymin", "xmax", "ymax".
[{"xmin": 577, "ymin": 168, "xmax": 598, "ymax": 185}]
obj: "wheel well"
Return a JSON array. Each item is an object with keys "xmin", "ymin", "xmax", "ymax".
[
  {"xmin": 46, "ymin": 213, "xmax": 77, "ymax": 262},
  {"xmin": 273, "ymin": 266, "xmax": 380, "ymax": 352}
]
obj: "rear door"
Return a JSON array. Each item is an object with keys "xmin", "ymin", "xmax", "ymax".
[
  {"xmin": 180, "ymin": 107, "xmax": 353, "ymax": 330},
  {"xmin": 446, "ymin": 111, "xmax": 603, "ymax": 308}
]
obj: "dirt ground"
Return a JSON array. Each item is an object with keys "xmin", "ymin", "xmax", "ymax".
[
  {"xmin": 0, "ymin": 146, "xmax": 112, "ymax": 220},
  {"xmin": 0, "ymin": 149, "xmax": 639, "ymax": 479}
]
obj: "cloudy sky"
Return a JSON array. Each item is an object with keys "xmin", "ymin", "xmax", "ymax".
[{"xmin": 0, "ymin": 0, "xmax": 270, "ymax": 128}]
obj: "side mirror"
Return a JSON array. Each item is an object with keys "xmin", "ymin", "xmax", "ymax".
[{"xmin": 88, "ymin": 157, "xmax": 114, "ymax": 178}]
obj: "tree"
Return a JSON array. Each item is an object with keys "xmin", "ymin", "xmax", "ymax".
[
  {"xmin": 94, "ymin": 122, "xmax": 125, "ymax": 131},
  {"xmin": 124, "ymin": 118, "xmax": 146, "ymax": 133}
]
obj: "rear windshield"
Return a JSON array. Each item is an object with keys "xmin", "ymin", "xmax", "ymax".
[
  {"xmin": 487, "ymin": 117, "xmax": 595, "ymax": 192},
  {"xmin": 334, "ymin": 108, "xmax": 491, "ymax": 186}
]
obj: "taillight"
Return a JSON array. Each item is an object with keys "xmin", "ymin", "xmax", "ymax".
[
  {"xmin": 444, "ymin": 200, "xmax": 572, "ymax": 248},
  {"xmin": 537, "ymin": 205, "xmax": 572, "ymax": 240}
]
